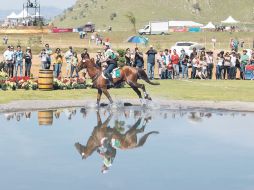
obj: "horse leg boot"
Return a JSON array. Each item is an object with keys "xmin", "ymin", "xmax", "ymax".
[
  {"xmin": 136, "ymin": 83, "xmax": 152, "ymax": 100},
  {"xmin": 96, "ymin": 89, "xmax": 102, "ymax": 107}
]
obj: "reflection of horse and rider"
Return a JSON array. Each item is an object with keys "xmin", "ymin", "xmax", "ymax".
[{"xmin": 75, "ymin": 111, "xmax": 159, "ymax": 173}]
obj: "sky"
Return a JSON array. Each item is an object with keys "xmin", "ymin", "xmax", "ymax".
[{"xmin": 0, "ymin": 0, "xmax": 76, "ymax": 10}]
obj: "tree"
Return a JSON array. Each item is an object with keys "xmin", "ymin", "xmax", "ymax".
[{"xmin": 125, "ymin": 12, "xmax": 136, "ymax": 33}]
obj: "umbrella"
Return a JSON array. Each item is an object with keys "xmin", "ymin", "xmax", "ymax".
[{"xmin": 127, "ymin": 35, "xmax": 148, "ymax": 46}]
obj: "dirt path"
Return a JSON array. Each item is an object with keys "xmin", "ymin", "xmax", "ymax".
[{"xmin": 1, "ymin": 99, "xmax": 254, "ymax": 113}]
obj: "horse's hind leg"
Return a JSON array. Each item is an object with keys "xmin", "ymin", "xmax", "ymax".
[{"xmin": 133, "ymin": 82, "xmax": 152, "ymax": 100}]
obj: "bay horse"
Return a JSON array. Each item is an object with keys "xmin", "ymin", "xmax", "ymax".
[
  {"xmin": 75, "ymin": 111, "xmax": 159, "ymax": 160},
  {"xmin": 77, "ymin": 58, "xmax": 160, "ymax": 106}
]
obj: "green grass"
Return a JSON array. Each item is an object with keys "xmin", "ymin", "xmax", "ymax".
[{"xmin": 0, "ymin": 80, "xmax": 253, "ymax": 104}]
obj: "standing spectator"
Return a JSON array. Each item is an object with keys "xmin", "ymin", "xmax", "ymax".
[
  {"xmin": 164, "ymin": 49, "xmax": 171, "ymax": 79},
  {"xmin": 65, "ymin": 46, "xmax": 73, "ymax": 78},
  {"xmin": 206, "ymin": 50, "xmax": 214, "ymax": 79},
  {"xmin": 240, "ymin": 49, "xmax": 250, "ymax": 79},
  {"xmin": 39, "ymin": 49, "xmax": 49, "ymax": 69},
  {"xmin": 157, "ymin": 51, "xmax": 167, "ymax": 79},
  {"xmin": 146, "ymin": 45, "xmax": 157, "ymax": 80},
  {"xmin": 53, "ymin": 48, "xmax": 63, "ymax": 78},
  {"xmin": 223, "ymin": 52, "xmax": 231, "ymax": 79},
  {"xmin": 211, "ymin": 37, "xmax": 216, "ymax": 50},
  {"xmin": 235, "ymin": 53, "xmax": 241, "ymax": 79},
  {"xmin": 24, "ymin": 47, "xmax": 32, "ymax": 77},
  {"xmin": 14, "ymin": 45, "xmax": 23, "ymax": 77},
  {"xmin": 233, "ymin": 38, "xmax": 239, "ymax": 52},
  {"xmin": 230, "ymin": 39, "xmax": 234, "ymax": 50},
  {"xmin": 3, "ymin": 36, "xmax": 8, "ymax": 45},
  {"xmin": 190, "ymin": 48, "xmax": 198, "ymax": 79},
  {"xmin": 125, "ymin": 48, "xmax": 132, "ymax": 66},
  {"xmin": 199, "ymin": 51, "xmax": 207, "ymax": 78},
  {"xmin": 230, "ymin": 51, "xmax": 237, "ymax": 79},
  {"xmin": 216, "ymin": 52, "xmax": 224, "ymax": 80},
  {"xmin": 45, "ymin": 44, "xmax": 53, "ymax": 69},
  {"xmin": 250, "ymin": 53, "xmax": 254, "ymax": 65},
  {"xmin": 3, "ymin": 46, "xmax": 14, "ymax": 77},
  {"xmin": 240, "ymin": 41, "xmax": 245, "ymax": 49},
  {"xmin": 171, "ymin": 49, "xmax": 180, "ymax": 79},
  {"xmin": 70, "ymin": 52, "xmax": 79, "ymax": 78},
  {"xmin": 192, "ymin": 55, "xmax": 199, "ymax": 79},
  {"xmin": 134, "ymin": 47, "xmax": 144, "ymax": 69},
  {"xmin": 90, "ymin": 34, "xmax": 95, "ymax": 43},
  {"xmin": 196, "ymin": 57, "xmax": 206, "ymax": 80},
  {"xmin": 96, "ymin": 50, "xmax": 104, "ymax": 68},
  {"xmin": 81, "ymin": 48, "xmax": 90, "ymax": 59},
  {"xmin": 180, "ymin": 49, "xmax": 188, "ymax": 79}
]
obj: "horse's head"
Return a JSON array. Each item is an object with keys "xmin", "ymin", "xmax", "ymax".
[
  {"xmin": 77, "ymin": 58, "xmax": 95, "ymax": 72},
  {"xmin": 74, "ymin": 142, "xmax": 89, "ymax": 160}
]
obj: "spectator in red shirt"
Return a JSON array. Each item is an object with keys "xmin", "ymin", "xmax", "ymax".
[{"xmin": 171, "ymin": 49, "xmax": 180, "ymax": 79}]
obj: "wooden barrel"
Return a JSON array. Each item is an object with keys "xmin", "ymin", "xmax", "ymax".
[
  {"xmin": 38, "ymin": 111, "xmax": 53, "ymax": 126},
  {"xmin": 38, "ymin": 70, "xmax": 53, "ymax": 91}
]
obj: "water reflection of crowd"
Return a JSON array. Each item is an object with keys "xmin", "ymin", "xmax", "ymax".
[
  {"xmin": 2, "ymin": 108, "xmax": 248, "ymax": 123},
  {"xmin": 4, "ymin": 112, "xmax": 31, "ymax": 121}
]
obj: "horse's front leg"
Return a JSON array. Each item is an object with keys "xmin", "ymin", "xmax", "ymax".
[
  {"xmin": 102, "ymin": 88, "xmax": 113, "ymax": 105},
  {"xmin": 97, "ymin": 89, "xmax": 102, "ymax": 107}
]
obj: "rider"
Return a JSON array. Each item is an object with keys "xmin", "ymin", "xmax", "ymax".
[{"xmin": 103, "ymin": 43, "xmax": 117, "ymax": 86}]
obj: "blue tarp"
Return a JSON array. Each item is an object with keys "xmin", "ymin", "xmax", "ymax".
[{"xmin": 188, "ymin": 27, "xmax": 201, "ymax": 32}]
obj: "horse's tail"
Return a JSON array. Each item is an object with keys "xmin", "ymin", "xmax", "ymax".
[
  {"xmin": 135, "ymin": 131, "xmax": 159, "ymax": 148},
  {"xmin": 137, "ymin": 69, "xmax": 160, "ymax": 85}
]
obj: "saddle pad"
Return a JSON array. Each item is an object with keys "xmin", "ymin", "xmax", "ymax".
[{"xmin": 112, "ymin": 68, "xmax": 121, "ymax": 79}]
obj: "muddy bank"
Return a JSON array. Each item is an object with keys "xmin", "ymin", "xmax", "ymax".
[{"xmin": 1, "ymin": 99, "xmax": 254, "ymax": 113}]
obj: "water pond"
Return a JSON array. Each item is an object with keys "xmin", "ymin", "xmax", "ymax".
[{"xmin": 0, "ymin": 107, "xmax": 254, "ymax": 190}]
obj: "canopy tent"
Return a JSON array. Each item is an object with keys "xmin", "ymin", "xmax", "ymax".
[
  {"xmin": 7, "ymin": 12, "xmax": 18, "ymax": 19},
  {"xmin": 169, "ymin": 21, "xmax": 204, "ymax": 27},
  {"xmin": 202, "ymin": 22, "xmax": 216, "ymax": 29},
  {"xmin": 221, "ymin": 16, "xmax": 239, "ymax": 24},
  {"xmin": 16, "ymin": 9, "xmax": 30, "ymax": 19}
]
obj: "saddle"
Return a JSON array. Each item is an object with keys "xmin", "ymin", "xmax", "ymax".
[{"xmin": 102, "ymin": 68, "xmax": 121, "ymax": 79}]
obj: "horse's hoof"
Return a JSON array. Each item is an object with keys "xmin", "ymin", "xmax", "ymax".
[{"xmin": 139, "ymin": 99, "xmax": 146, "ymax": 106}]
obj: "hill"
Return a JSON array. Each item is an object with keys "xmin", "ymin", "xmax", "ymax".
[{"xmin": 53, "ymin": 0, "xmax": 254, "ymax": 31}]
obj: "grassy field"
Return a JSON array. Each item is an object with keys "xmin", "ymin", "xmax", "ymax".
[
  {"xmin": 0, "ymin": 80, "xmax": 253, "ymax": 104},
  {"xmin": 0, "ymin": 31, "xmax": 253, "ymax": 54}
]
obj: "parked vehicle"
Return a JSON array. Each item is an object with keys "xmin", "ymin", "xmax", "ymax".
[
  {"xmin": 83, "ymin": 22, "xmax": 95, "ymax": 33},
  {"xmin": 171, "ymin": 42, "xmax": 205, "ymax": 56},
  {"xmin": 138, "ymin": 21, "xmax": 169, "ymax": 35}
]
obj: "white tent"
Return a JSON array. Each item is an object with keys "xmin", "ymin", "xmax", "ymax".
[
  {"xmin": 169, "ymin": 21, "xmax": 204, "ymax": 27},
  {"xmin": 202, "ymin": 22, "xmax": 216, "ymax": 29},
  {"xmin": 7, "ymin": 12, "xmax": 18, "ymax": 19},
  {"xmin": 221, "ymin": 16, "xmax": 239, "ymax": 24},
  {"xmin": 16, "ymin": 9, "xmax": 30, "ymax": 19}
]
